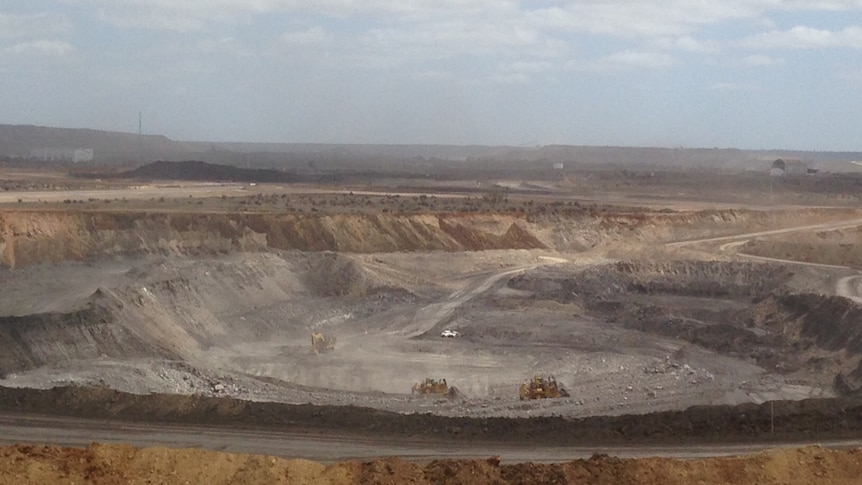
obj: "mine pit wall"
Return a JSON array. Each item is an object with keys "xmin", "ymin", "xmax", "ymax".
[
  {"xmin": 0, "ymin": 255, "xmax": 304, "ymax": 377},
  {"xmin": 0, "ymin": 275, "xmax": 230, "ymax": 378},
  {"xmin": 3, "ymin": 208, "xmax": 862, "ymax": 395},
  {"xmin": 741, "ymin": 236, "xmax": 862, "ymax": 268},
  {"xmin": 611, "ymin": 260, "xmax": 795, "ymax": 299},
  {"xmin": 764, "ymin": 294, "xmax": 862, "ymax": 394},
  {"xmin": 0, "ymin": 211, "xmax": 550, "ymax": 268},
  {"xmin": 510, "ymin": 261, "xmax": 795, "ymax": 302},
  {"xmin": 511, "ymin": 261, "xmax": 862, "ymax": 396},
  {"xmin": 0, "ymin": 304, "xmax": 174, "ymax": 377},
  {"xmin": 0, "ymin": 208, "xmax": 847, "ymax": 268},
  {"xmin": 1, "ymin": 208, "xmax": 857, "ymax": 379}
]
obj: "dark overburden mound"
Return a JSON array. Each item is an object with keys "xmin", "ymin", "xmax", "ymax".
[
  {"xmin": 509, "ymin": 260, "xmax": 794, "ymax": 302},
  {"xmin": 1, "ymin": 386, "xmax": 861, "ymax": 445}
]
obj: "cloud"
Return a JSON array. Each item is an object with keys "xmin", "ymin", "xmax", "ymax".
[
  {"xmin": 708, "ymin": 82, "xmax": 760, "ymax": 91},
  {"xmin": 353, "ymin": 19, "xmax": 566, "ymax": 72},
  {"xmin": 365, "ymin": 21, "xmax": 555, "ymax": 54},
  {"xmin": 741, "ymin": 26, "xmax": 862, "ymax": 49},
  {"xmin": 61, "ymin": 1, "xmax": 862, "ymax": 37},
  {"xmin": 58, "ymin": 0, "xmax": 862, "ymax": 70},
  {"xmin": 503, "ymin": 60, "xmax": 555, "ymax": 74},
  {"xmin": 524, "ymin": 2, "xmax": 770, "ymax": 38},
  {"xmin": 489, "ymin": 72, "xmax": 532, "ymax": 84},
  {"xmin": 195, "ymin": 36, "xmax": 256, "ymax": 58},
  {"xmin": 836, "ymin": 67, "xmax": 862, "ymax": 84},
  {"xmin": 654, "ymin": 35, "xmax": 720, "ymax": 53},
  {"xmin": 569, "ymin": 50, "xmax": 677, "ymax": 72},
  {"xmin": 409, "ymin": 69, "xmax": 454, "ymax": 81},
  {"xmin": 737, "ymin": 54, "xmax": 786, "ymax": 66},
  {"xmin": 490, "ymin": 60, "xmax": 555, "ymax": 83},
  {"xmin": 66, "ymin": 0, "xmax": 517, "ymax": 19},
  {"xmin": 5, "ymin": 40, "xmax": 76, "ymax": 56},
  {"xmin": 280, "ymin": 27, "xmax": 329, "ymax": 46},
  {"xmin": 0, "ymin": 13, "xmax": 72, "ymax": 38},
  {"xmin": 777, "ymin": 0, "xmax": 862, "ymax": 10},
  {"xmin": 95, "ymin": 9, "xmax": 206, "ymax": 32},
  {"xmin": 38, "ymin": 2, "xmax": 862, "ymax": 86}
]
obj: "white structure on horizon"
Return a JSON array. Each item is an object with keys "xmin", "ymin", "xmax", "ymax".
[
  {"xmin": 769, "ymin": 158, "xmax": 807, "ymax": 176},
  {"xmin": 30, "ymin": 148, "xmax": 94, "ymax": 163}
]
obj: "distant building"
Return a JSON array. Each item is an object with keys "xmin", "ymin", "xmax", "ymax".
[
  {"xmin": 30, "ymin": 148, "xmax": 94, "ymax": 163},
  {"xmin": 770, "ymin": 158, "xmax": 807, "ymax": 176},
  {"xmin": 552, "ymin": 162, "xmax": 564, "ymax": 170}
]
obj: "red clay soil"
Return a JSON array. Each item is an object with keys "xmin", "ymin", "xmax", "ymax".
[{"xmin": 1, "ymin": 443, "xmax": 861, "ymax": 484}]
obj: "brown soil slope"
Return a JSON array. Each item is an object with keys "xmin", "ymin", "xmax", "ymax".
[
  {"xmin": 1, "ymin": 443, "xmax": 861, "ymax": 485},
  {"xmin": 0, "ymin": 211, "xmax": 545, "ymax": 267},
  {"xmin": 0, "ymin": 208, "xmax": 849, "ymax": 268},
  {"xmin": 741, "ymin": 225, "xmax": 862, "ymax": 267}
]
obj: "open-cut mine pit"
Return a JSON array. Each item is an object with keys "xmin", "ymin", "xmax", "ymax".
[{"xmin": 2, "ymin": 164, "xmax": 862, "ymax": 483}]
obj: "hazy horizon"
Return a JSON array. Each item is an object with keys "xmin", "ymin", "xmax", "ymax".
[
  {"xmin": 7, "ymin": 121, "xmax": 862, "ymax": 155},
  {"xmin": 2, "ymin": 2, "xmax": 862, "ymax": 151}
]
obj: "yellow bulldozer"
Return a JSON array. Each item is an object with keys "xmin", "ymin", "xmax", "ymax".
[
  {"xmin": 411, "ymin": 378, "xmax": 458, "ymax": 399},
  {"xmin": 519, "ymin": 375, "xmax": 569, "ymax": 400},
  {"xmin": 311, "ymin": 332, "xmax": 336, "ymax": 354}
]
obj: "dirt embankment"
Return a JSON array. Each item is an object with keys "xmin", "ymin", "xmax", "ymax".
[
  {"xmin": 0, "ymin": 211, "xmax": 548, "ymax": 268},
  {"xmin": 0, "ymin": 253, "xmax": 339, "ymax": 377},
  {"xmin": 0, "ymin": 251, "xmax": 423, "ymax": 382},
  {"xmin": 2, "ymin": 443, "xmax": 861, "ymax": 485},
  {"xmin": 2, "ymin": 386, "xmax": 862, "ymax": 446},
  {"xmin": 0, "ymin": 208, "xmax": 846, "ymax": 268},
  {"xmin": 0, "ymin": 299, "xmax": 173, "ymax": 377},
  {"xmin": 741, "ymin": 226, "xmax": 862, "ymax": 268}
]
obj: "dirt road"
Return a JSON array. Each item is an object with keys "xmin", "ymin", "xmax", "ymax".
[
  {"xmin": 666, "ymin": 217, "xmax": 862, "ymax": 248},
  {"xmin": 684, "ymin": 216, "xmax": 862, "ymax": 302},
  {"xmin": 398, "ymin": 256, "xmax": 567, "ymax": 338},
  {"xmin": 0, "ymin": 184, "xmax": 249, "ymax": 204},
  {"xmin": 0, "ymin": 184, "xmax": 472, "ymax": 206}
]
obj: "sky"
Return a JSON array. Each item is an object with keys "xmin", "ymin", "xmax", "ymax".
[{"xmin": 2, "ymin": 1, "xmax": 862, "ymax": 151}]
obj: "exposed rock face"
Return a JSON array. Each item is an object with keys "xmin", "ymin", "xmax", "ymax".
[
  {"xmin": 2, "ymin": 207, "xmax": 856, "ymax": 402},
  {"xmin": 0, "ymin": 211, "xmax": 553, "ymax": 268},
  {"xmin": 757, "ymin": 294, "xmax": 862, "ymax": 395},
  {"xmin": 0, "ymin": 208, "xmax": 810, "ymax": 268},
  {"xmin": 510, "ymin": 260, "xmax": 862, "ymax": 396},
  {"xmin": 0, "ymin": 303, "xmax": 165, "ymax": 377}
]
